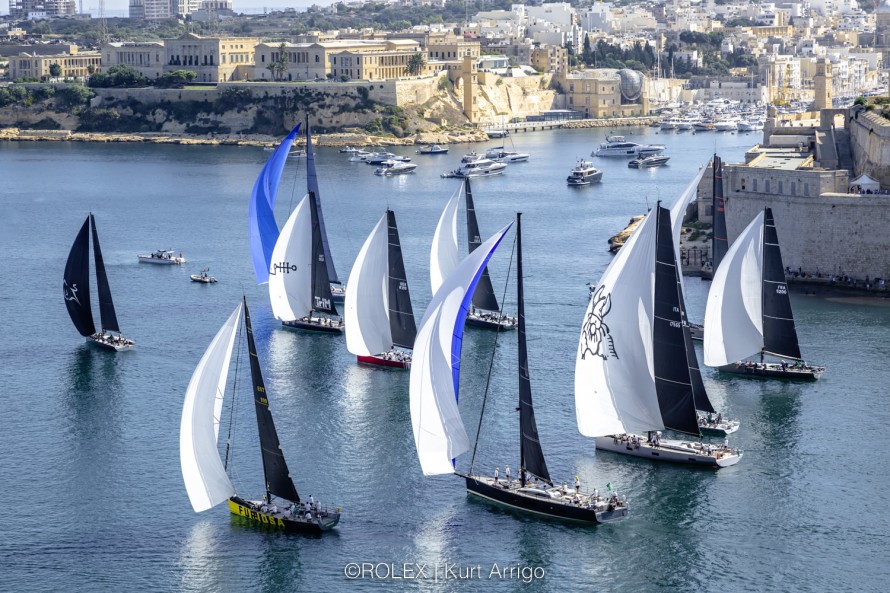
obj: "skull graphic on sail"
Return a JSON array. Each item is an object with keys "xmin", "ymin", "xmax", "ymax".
[
  {"xmin": 63, "ymin": 280, "xmax": 82, "ymax": 306},
  {"xmin": 580, "ymin": 286, "xmax": 617, "ymax": 360}
]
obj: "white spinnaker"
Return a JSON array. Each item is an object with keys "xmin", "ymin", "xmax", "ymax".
[
  {"xmin": 411, "ymin": 223, "xmax": 512, "ymax": 475},
  {"xmin": 180, "ymin": 303, "xmax": 242, "ymax": 513},
  {"xmin": 345, "ymin": 214, "xmax": 392, "ymax": 356},
  {"xmin": 704, "ymin": 210, "xmax": 765, "ymax": 366},
  {"xmin": 670, "ymin": 163, "xmax": 708, "ymax": 262},
  {"xmin": 429, "ymin": 185, "xmax": 461, "ymax": 295},
  {"xmin": 575, "ymin": 210, "xmax": 664, "ymax": 437},
  {"xmin": 269, "ymin": 195, "xmax": 312, "ymax": 321}
]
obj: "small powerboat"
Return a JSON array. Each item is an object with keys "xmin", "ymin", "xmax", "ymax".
[
  {"xmin": 417, "ymin": 144, "xmax": 449, "ymax": 155},
  {"xmin": 365, "ymin": 152, "xmax": 411, "ymax": 165},
  {"xmin": 567, "ymin": 160, "xmax": 603, "ymax": 186},
  {"xmin": 628, "ymin": 154, "xmax": 670, "ymax": 168},
  {"xmin": 442, "ymin": 156, "xmax": 507, "ymax": 178},
  {"xmin": 485, "ymin": 147, "xmax": 529, "ymax": 163},
  {"xmin": 374, "ymin": 160, "xmax": 418, "ymax": 176},
  {"xmin": 190, "ymin": 268, "xmax": 217, "ymax": 283},
  {"xmin": 138, "ymin": 249, "xmax": 185, "ymax": 265}
]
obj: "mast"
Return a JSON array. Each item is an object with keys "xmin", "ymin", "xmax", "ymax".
[
  {"xmin": 464, "ymin": 178, "xmax": 501, "ymax": 312},
  {"xmin": 89, "ymin": 214, "xmax": 120, "ymax": 333},
  {"xmin": 516, "ymin": 213, "xmax": 551, "ymax": 486},
  {"xmin": 386, "ymin": 210, "xmax": 417, "ymax": 349},
  {"xmin": 63, "ymin": 216, "xmax": 96, "ymax": 337},
  {"xmin": 243, "ymin": 298, "xmax": 300, "ymax": 504},
  {"xmin": 761, "ymin": 208, "xmax": 802, "ymax": 360},
  {"xmin": 309, "ymin": 191, "xmax": 337, "ymax": 316},
  {"xmin": 711, "ymin": 155, "xmax": 728, "ymax": 271},
  {"xmin": 306, "ymin": 121, "xmax": 340, "ymax": 285},
  {"xmin": 653, "ymin": 206, "xmax": 700, "ymax": 436}
]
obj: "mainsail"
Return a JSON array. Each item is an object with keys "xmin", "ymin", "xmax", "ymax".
[
  {"xmin": 387, "ymin": 211, "xmax": 417, "ymax": 349},
  {"xmin": 306, "ymin": 123, "xmax": 339, "ymax": 285},
  {"xmin": 63, "ymin": 216, "xmax": 96, "ymax": 337},
  {"xmin": 345, "ymin": 214, "xmax": 394, "ymax": 356},
  {"xmin": 410, "ymin": 224, "xmax": 512, "ymax": 476},
  {"xmin": 465, "ymin": 179, "xmax": 501, "ymax": 312},
  {"xmin": 430, "ymin": 185, "xmax": 461, "ymax": 295},
  {"xmin": 249, "ymin": 124, "xmax": 301, "ymax": 284},
  {"xmin": 516, "ymin": 213, "xmax": 551, "ymax": 486},
  {"xmin": 180, "ymin": 304, "xmax": 241, "ymax": 513},
  {"xmin": 653, "ymin": 207, "xmax": 700, "ymax": 436},
  {"xmin": 711, "ymin": 155, "xmax": 729, "ymax": 271},
  {"xmin": 761, "ymin": 208, "xmax": 802, "ymax": 360},
  {"xmin": 244, "ymin": 299, "xmax": 300, "ymax": 503},
  {"xmin": 309, "ymin": 192, "xmax": 337, "ymax": 315},
  {"xmin": 575, "ymin": 209, "xmax": 663, "ymax": 437},
  {"xmin": 703, "ymin": 211, "xmax": 765, "ymax": 367},
  {"xmin": 269, "ymin": 195, "xmax": 313, "ymax": 321},
  {"xmin": 89, "ymin": 214, "xmax": 120, "ymax": 333}
]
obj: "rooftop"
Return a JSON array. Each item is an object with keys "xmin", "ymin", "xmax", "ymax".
[{"xmin": 742, "ymin": 146, "xmax": 813, "ymax": 170}]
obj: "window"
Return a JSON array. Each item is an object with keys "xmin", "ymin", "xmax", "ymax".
[
  {"xmin": 804, "ymin": 183, "xmax": 809, "ymax": 196},
  {"xmin": 765, "ymin": 180, "xmax": 770, "ymax": 192},
  {"xmin": 778, "ymin": 181, "xmax": 783, "ymax": 194},
  {"xmin": 741, "ymin": 178, "xmax": 746, "ymax": 191},
  {"xmin": 315, "ymin": 55, "xmax": 320, "ymax": 63},
  {"xmin": 791, "ymin": 182, "xmax": 796, "ymax": 195}
]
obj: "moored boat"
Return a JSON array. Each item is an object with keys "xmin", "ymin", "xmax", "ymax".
[
  {"xmin": 374, "ymin": 160, "xmax": 417, "ymax": 176},
  {"xmin": 138, "ymin": 249, "xmax": 185, "ymax": 265},
  {"xmin": 417, "ymin": 144, "xmax": 449, "ymax": 155},
  {"xmin": 593, "ymin": 135, "xmax": 665, "ymax": 157},
  {"xmin": 628, "ymin": 154, "xmax": 670, "ymax": 168},
  {"xmin": 567, "ymin": 160, "xmax": 603, "ymax": 185},
  {"xmin": 442, "ymin": 157, "xmax": 507, "ymax": 178},
  {"xmin": 190, "ymin": 268, "xmax": 217, "ymax": 283}
]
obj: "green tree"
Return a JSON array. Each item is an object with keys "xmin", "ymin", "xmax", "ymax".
[
  {"xmin": 406, "ymin": 52, "xmax": 425, "ymax": 76},
  {"xmin": 88, "ymin": 65, "xmax": 149, "ymax": 88},
  {"xmin": 582, "ymin": 35, "xmax": 594, "ymax": 66},
  {"xmin": 154, "ymin": 70, "xmax": 197, "ymax": 88},
  {"xmin": 49, "ymin": 63, "xmax": 62, "ymax": 78},
  {"xmin": 267, "ymin": 43, "xmax": 288, "ymax": 81}
]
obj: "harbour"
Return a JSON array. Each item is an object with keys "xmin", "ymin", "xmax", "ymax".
[{"xmin": 1, "ymin": 126, "xmax": 889, "ymax": 591}]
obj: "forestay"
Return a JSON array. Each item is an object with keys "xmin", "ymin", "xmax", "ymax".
[
  {"xmin": 703, "ymin": 210, "xmax": 765, "ymax": 367},
  {"xmin": 180, "ymin": 304, "xmax": 242, "ymax": 513},
  {"xmin": 269, "ymin": 195, "xmax": 312, "ymax": 321},
  {"xmin": 410, "ymin": 224, "xmax": 512, "ymax": 476}
]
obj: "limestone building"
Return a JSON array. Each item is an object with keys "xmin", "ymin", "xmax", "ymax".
[
  {"xmin": 164, "ymin": 34, "xmax": 258, "ymax": 82},
  {"xmin": 253, "ymin": 40, "xmax": 426, "ymax": 82},
  {"xmin": 558, "ymin": 68, "xmax": 649, "ymax": 118},
  {"xmin": 102, "ymin": 42, "xmax": 165, "ymax": 79},
  {"xmin": 9, "ymin": 49, "xmax": 102, "ymax": 79}
]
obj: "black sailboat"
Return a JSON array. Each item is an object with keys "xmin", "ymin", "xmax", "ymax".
[
  {"xmin": 463, "ymin": 213, "xmax": 628, "ymax": 524},
  {"xmin": 716, "ymin": 208, "xmax": 825, "ymax": 381},
  {"xmin": 464, "ymin": 179, "xmax": 518, "ymax": 330},
  {"xmin": 305, "ymin": 121, "xmax": 345, "ymax": 302},
  {"xmin": 702, "ymin": 154, "xmax": 728, "ymax": 280},
  {"xmin": 63, "ymin": 214, "xmax": 134, "ymax": 351}
]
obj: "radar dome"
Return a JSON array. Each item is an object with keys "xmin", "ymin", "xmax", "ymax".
[{"xmin": 617, "ymin": 69, "xmax": 644, "ymax": 102}]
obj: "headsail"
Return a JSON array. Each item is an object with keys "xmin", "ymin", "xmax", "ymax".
[
  {"xmin": 309, "ymin": 192, "xmax": 337, "ymax": 315},
  {"xmin": 575, "ymin": 209, "xmax": 663, "ymax": 437},
  {"xmin": 89, "ymin": 214, "xmax": 120, "ymax": 333},
  {"xmin": 465, "ymin": 179, "xmax": 501, "ymax": 312},
  {"xmin": 670, "ymin": 163, "xmax": 708, "ymax": 286},
  {"xmin": 761, "ymin": 208, "xmax": 802, "ymax": 360},
  {"xmin": 249, "ymin": 124, "xmax": 300, "ymax": 284},
  {"xmin": 387, "ymin": 210, "xmax": 417, "ymax": 350},
  {"xmin": 653, "ymin": 206, "xmax": 699, "ymax": 436},
  {"xmin": 430, "ymin": 185, "xmax": 461, "ymax": 295},
  {"xmin": 269, "ymin": 195, "xmax": 313, "ymax": 321},
  {"xmin": 711, "ymin": 155, "xmax": 729, "ymax": 271},
  {"xmin": 63, "ymin": 216, "xmax": 96, "ymax": 337},
  {"xmin": 410, "ymin": 223, "xmax": 512, "ymax": 476},
  {"xmin": 345, "ymin": 214, "xmax": 392, "ymax": 356},
  {"xmin": 244, "ymin": 299, "xmax": 300, "ymax": 503},
  {"xmin": 516, "ymin": 213, "xmax": 551, "ymax": 486},
  {"xmin": 180, "ymin": 304, "xmax": 241, "ymax": 513},
  {"xmin": 306, "ymin": 123, "xmax": 340, "ymax": 285},
  {"xmin": 703, "ymin": 211, "xmax": 765, "ymax": 367}
]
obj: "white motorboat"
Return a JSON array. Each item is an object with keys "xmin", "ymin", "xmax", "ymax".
[
  {"xmin": 288, "ymin": 149, "xmax": 307, "ymax": 158},
  {"xmin": 660, "ymin": 119, "xmax": 680, "ymax": 130},
  {"xmin": 190, "ymin": 268, "xmax": 217, "ymax": 283},
  {"xmin": 486, "ymin": 129, "xmax": 509, "ymax": 138},
  {"xmin": 714, "ymin": 120, "xmax": 738, "ymax": 132},
  {"xmin": 365, "ymin": 152, "xmax": 411, "ymax": 165},
  {"xmin": 441, "ymin": 156, "xmax": 507, "ymax": 178},
  {"xmin": 593, "ymin": 135, "xmax": 665, "ymax": 157},
  {"xmin": 485, "ymin": 147, "xmax": 529, "ymax": 163},
  {"xmin": 694, "ymin": 121, "xmax": 716, "ymax": 132},
  {"xmin": 628, "ymin": 154, "xmax": 670, "ymax": 168},
  {"xmin": 417, "ymin": 144, "xmax": 448, "ymax": 155},
  {"xmin": 737, "ymin": 120, "xmax": 764, "ymax": 132},
  {"xmin": 339, "ymin": 146, "xmax": 361, "ymax": 153},
  {"xmin": 138, "ymin": 249, "xmax": 185, "ymax": 265},
  {"xmin": 566, "ymin": 160, "xmax": 603, "ymax": 186},
  {"xmin": 374, "ymin": 160, "xmax": 417, "ymax": 176}
]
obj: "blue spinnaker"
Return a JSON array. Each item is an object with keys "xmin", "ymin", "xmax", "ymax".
[{"xmin": 249, "ymin": 123, "xmax": 301, "ymax": 284}]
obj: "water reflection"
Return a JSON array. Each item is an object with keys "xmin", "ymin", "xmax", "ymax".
[{"xmin": 179, "ymin": 521, "xmax": 228, "ymax": 592}]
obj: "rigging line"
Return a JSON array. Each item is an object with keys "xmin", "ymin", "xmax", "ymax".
[
  {"xmin": 469, "ymin": 230, "xmax": 517, "ymax": 477},
  {"xmin": 224, "ymin": 309, "xmax": 244, "ymax": 472}
]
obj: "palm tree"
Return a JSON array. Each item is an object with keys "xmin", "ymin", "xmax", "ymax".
[{"xmin": 406, "ymin": 52, "xmax": 425, "ymax": 76}]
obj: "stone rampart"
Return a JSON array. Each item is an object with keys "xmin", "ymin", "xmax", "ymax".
[{"xmin": 849, "ymin": 109, "xmax": 890, "ymax": 187}]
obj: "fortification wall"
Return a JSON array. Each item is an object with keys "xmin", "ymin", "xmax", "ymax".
[{"xmin": 849, "ymin": 109, "xmax": 890, "ymax": 187}]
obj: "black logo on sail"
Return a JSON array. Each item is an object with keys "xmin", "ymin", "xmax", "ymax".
[
  {"xmin": 272, "ymin": 262, "xmax": 297, "ymax": 275},
  {"xmin": 580, "ymin": 286, "xmax": 618, "ymax": 360},
  {"xmin": 63, "ymin": 280, "xmax": 81, "ymax": 306}
]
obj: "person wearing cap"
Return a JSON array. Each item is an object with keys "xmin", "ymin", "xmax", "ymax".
[
  {"xmin": 574, "ymin": 476, "xmax": 580, "ymax": 492},
  {"xmin": 494, "ymin": 467, "xmax": 499, "ymax": 483}
]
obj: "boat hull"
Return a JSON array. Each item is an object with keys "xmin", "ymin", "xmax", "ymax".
[
  {"xmin": 689, "ymin": 323, "xmax": 704, "ymax": 341},
  {"xmin": 357, "ymin": 354, "xmax": 410, "ymax": 369},
  {"xmin": 466, "ymin": 312, "xmax": 517, "ymax": 330},
  {"xmin": 138, "ymin": 256, "xmax": 184, "ymax": 265},
  {"xmin": 228, "ymin": 497, "xmax": 339, "ymax": 534},
  {"xmin": 594, "ymin": 435, "xmax": 742, "ymax": 468},
  {"xmin": 718, "ymin": 362, "xmax": 823, "ymax": 381},
  {"xmin": 87, "ymin": 334, "xmax": 135, "ymax": 351},
  {"xmin": 567, "ymin": 171, "xmax": 603, "ymax": 185},
  {"xmin": 463, "ymin": 476, "xmax": 628, "ymax": 524},
  {"xmin": 282, "ymin": 318, "xmax": 345, "ymax": 334},
  {"xmin": 190, "ymin": 275, "xmax": 217, "ymax": 283}
]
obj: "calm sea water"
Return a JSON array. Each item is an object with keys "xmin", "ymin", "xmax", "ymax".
[{"xmin": 1, "ymin": 128, "xmax": 888, "ymax": 592}]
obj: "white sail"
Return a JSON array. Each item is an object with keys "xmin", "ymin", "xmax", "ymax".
[
  {"xmin": 670, "ymin": 163, "xmax": 708, "ymax": 256},
  {"xmin": 703, "ymin": 210, "xmax": 764, "ymax": 366},
  {"xmin": 345, "ymin": 214, "xmax": 392, "ymax": 356},
  {"xmin": 429, "ymin": 185, "xmax": 461, "ymax": 295},
  {"xmin": 180, "ymin": 304, "xmax": 242, "ymax": 513},
  {"xmin": 411, "ymin": 223, "xmax": 512, "ymax": 475},
  {"xmin": 268, "ymin": 195, "xmax": 312, "ymax": 321},
  {"xmin": 575, "ymin": 210, "xmax": 664, "ymax": 437}
]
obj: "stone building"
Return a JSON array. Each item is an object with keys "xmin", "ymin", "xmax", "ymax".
[
  {"xmin": 8, "ymin": 0, "xmax": 75, "ymax": 18},
  {"xmin": 558, "ymin": 68, "xmax": 649, "ymax": 118},
  {"xmin": 164, "ymin": 34, "xmax": 258, "ymax": 82},
  {"xmin": 9, "ymin": 48, "xmax": 101, "ymax": 80},
  {"xmin": 102, "ymin": 42, "xmax": 165, "ymax": 79}
]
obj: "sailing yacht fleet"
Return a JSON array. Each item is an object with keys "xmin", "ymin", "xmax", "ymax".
[{"xmin": 59, "ymin": 124, "xmax": 827, "ymax": 533}]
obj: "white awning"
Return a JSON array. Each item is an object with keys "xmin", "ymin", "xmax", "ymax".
[{"xmin": 850, "ymin": 174, "xmax": 880, "ymax": 192}]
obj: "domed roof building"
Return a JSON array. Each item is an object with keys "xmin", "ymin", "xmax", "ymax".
[{"xmin": 557, "ymin": 67, "xmax": 649, "ymax": 119}]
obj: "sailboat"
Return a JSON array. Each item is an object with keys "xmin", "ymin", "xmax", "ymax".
[
  {"xmin": 305, "ymin": 121, "xmax": 345, "ymax": 303},
  {"xmin": 430, "ymin": 178, "xmax": 517, "ymax": 330},
  {"xmin": 269, "ymin": 191, "xmax": 344, "ymax": 333},
  {"xmin": 703, "ymin": 208, "xmax": 825, "ymax": 381},
  {"xmin": 63, "ymin": 214, "xmax": 134, "ymax": 351},
  {"xmin": 345, "ymin": 210, "xmax": 417, "ymax": 368},
  {"xmin": 180, "ymin": 298, "xmax": 341, "ymax": 534},
  {"xmin": 701, "ymin": 154, "xmax": 728, "ymax": 280},
  {"xmin": 574, "ymin": 205, "xmax": 742, "ymax": 467}
]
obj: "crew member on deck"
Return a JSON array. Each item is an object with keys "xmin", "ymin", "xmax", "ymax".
[{"xmin": 494, "ymin": 467, "xmax": 499, "ymax": 483}]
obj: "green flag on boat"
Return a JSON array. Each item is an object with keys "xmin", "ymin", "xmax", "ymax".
[{"xmin": 607, "ymin": 482, "xmax": 614, "ymax": 491}]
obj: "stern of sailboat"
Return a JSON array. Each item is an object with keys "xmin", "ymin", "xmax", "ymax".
[
  {"xmin": 228, "ymin": 496, "xmax": 340, "ymax": 534},
  {"xmin": 282, "ymin": 317, "xmax": 345, "ymax": 334}
]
